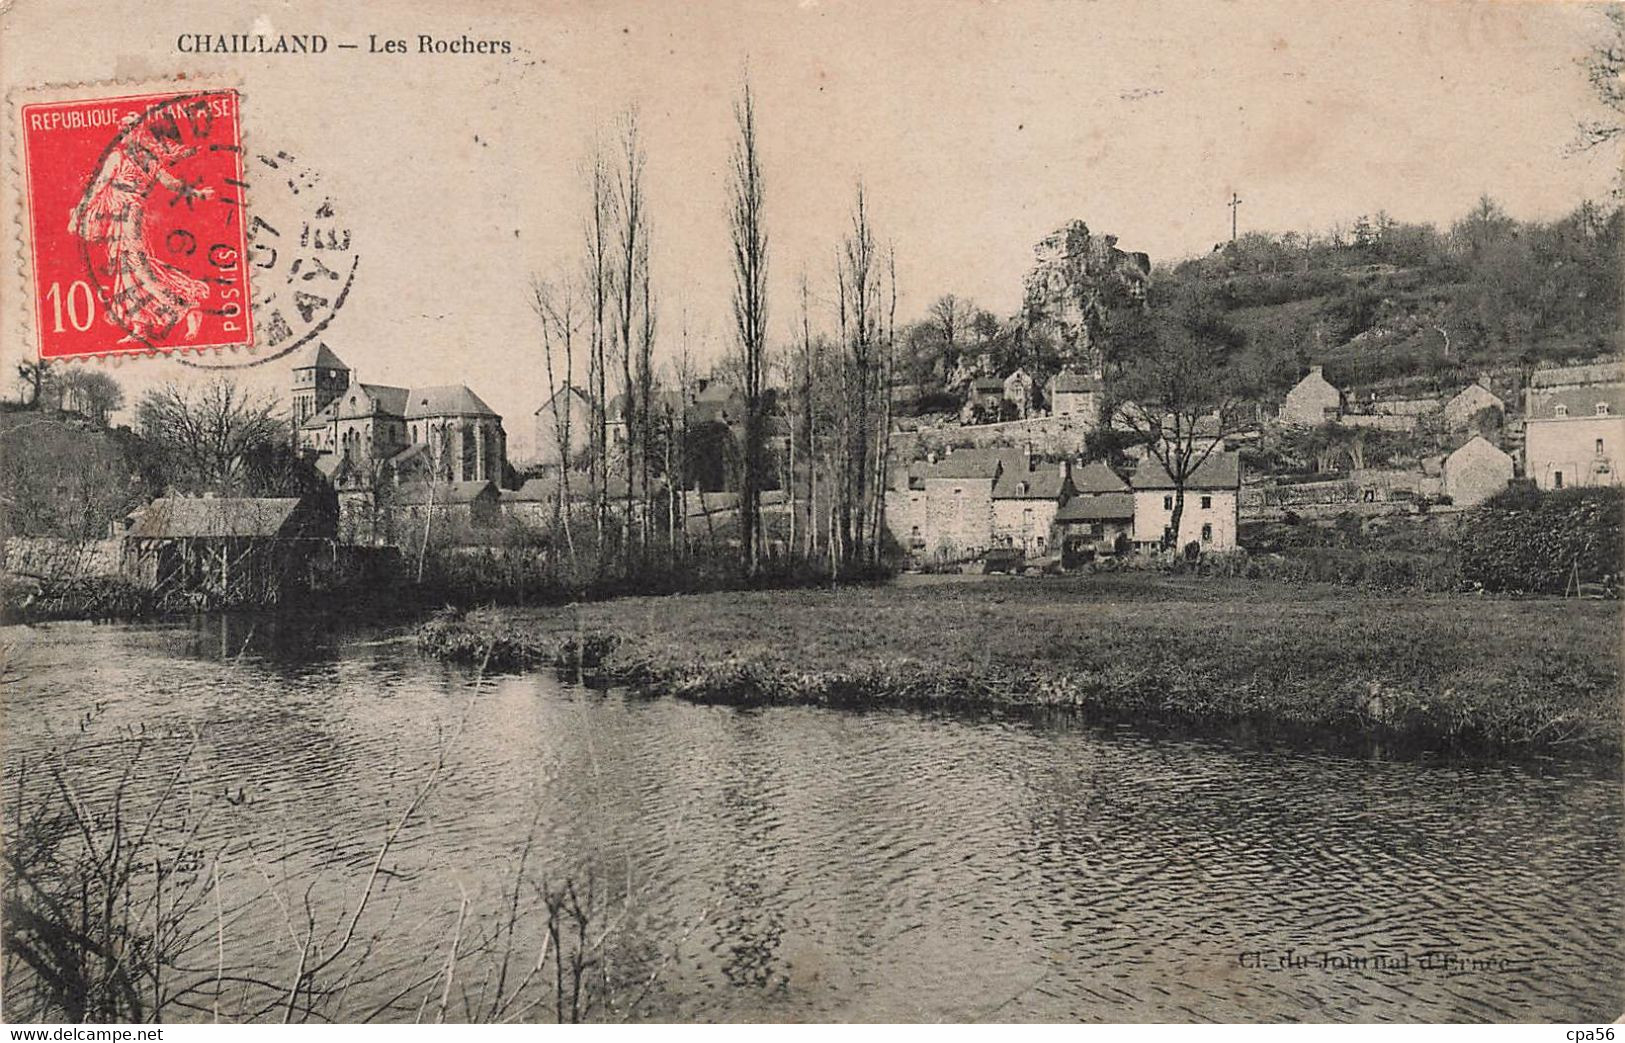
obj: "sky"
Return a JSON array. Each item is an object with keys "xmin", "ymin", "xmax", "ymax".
[{"xmin": 2, "ymin": 0, "xmax": 1620, "ymax": 460}]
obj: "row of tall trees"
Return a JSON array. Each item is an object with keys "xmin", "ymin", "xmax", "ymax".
[{"xmin": 531, "ymin": 78, "xmax": 901, "ymax": 581}]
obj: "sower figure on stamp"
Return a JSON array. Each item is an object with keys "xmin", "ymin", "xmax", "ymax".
[{"xmin": 68, "ymin": 110, "xmax": 215, "ymax": 343}]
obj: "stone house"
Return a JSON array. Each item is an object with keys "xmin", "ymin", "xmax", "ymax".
[
  {"xmin": 914, "ymin": 449, "xmax": 1004, "ymax": 559},
  {"xmin": 1003, "ymin": 369, "xmax": 1036, "ymax": 419},
  {"xmin": 1052, "ymin": 460, "xmax": 1134, "ymax": 563},
  {"xmin": 1442, "ymin": 381, "xmax": 1505, "ymax": 431},
  {"xmin": 964, "ymin": 377, "xmax": 1006, "ymax": 422},
  {"xmin": 1129, "ymin": 452, "xmax": 1242, "ymax": 551},
  {"xmin": 1524, "ymin": 384, "xmax": 1625, "ymax": 490},
  {"xmin": 1281, "ymin": 366, "xmax": 1342, "ymax": 426},
  {"xmin": 1046, "ymin": 371, "xmax": 1104, "ymax": 427},
  {"xmin": 992, "ymin": 453, "xmax": 1073, "ymax": 556},
  {"xmin": 1442, "ymin": 436, "xmax": 1513, "ymax": 507}
]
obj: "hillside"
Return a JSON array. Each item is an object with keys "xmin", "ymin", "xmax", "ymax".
[{"xmin": 1164, "ymin": 199, "xmax": 1623, "ymax": 397}]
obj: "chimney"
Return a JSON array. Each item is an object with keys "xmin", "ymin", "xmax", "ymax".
[
  {"xmin": 1059, "ymin": 458, "xmax": 1072, "ymax": 482},
  {"xmin": 1309, "ymin": 365, "xmax": 1324, "ymax": 378}
]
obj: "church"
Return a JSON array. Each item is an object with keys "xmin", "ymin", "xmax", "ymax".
[{"xmin": 291, "ymin": 343, "xmax": 508, "ymax": 487}]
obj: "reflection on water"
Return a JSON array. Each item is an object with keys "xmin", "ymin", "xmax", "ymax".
[{"xmin": 3, "ymin": 614, "xmax": 1621, "ymax": 1022}]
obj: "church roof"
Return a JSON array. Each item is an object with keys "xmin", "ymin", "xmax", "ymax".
[
  {"xmin": 405, "ymin": 385, "xmax": 499, "ymax": 419},
  {"xmin": 293, "ymin": 343, "xmax": 349, "ymax": 371}
]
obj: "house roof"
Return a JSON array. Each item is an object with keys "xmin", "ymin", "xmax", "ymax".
[
  {"xmin": 395, "ymin": 481, "xmax": 497, "ymax": 505},
  {"xmin": 1447, "ymin": 382, "xmax": 1503, "ymax": 407},
  {"xmin": 1529, "ymin": 360, "xmax": 1625, "ymax": 388},
  {"xmin": 924, "ymin": 448, "xmax": 1008, "ymax": 480},
  {"xmin": 1048, "ymin": 372, "xmax": 1104, "ymax": 394},
  {"xmin": 127, "ymin": 497, "xmax": 305, "ymax": 539},
  {"xmin": 994, "ymin": 465, "xmax": 1070, "ymax": 500},
  {"xmin": 1129, "ymin": 451, "xmax": 1242, "ymax": 490},
  {"xmin": 1055, "ymin": 492, "xmax": 1134, "ymax": 521},
  {"xmin": 1447, "ymin": 435, "xmax": 1512, "ymax": 463},
  {"xmin": 969, "ymin": 377, "xmax": 1005, "ymax": 392},
  {"xmin": 1072, "ymin": 460, "xmax": 1130, "ymax": 493},
  {"xmin": 1527, "ymin": 385, "xmax": 1625, "ymax": 420},
  {"xmin": 293, "ymin": 343, "xmax": 348, "ymax": 371},
  {"xmin": 536, "ymin": 386, "xmax": 591, "ymax": 416},
  {"xmin": 405, "ymin": 385, "xmax": 499, "ymax": 419}
]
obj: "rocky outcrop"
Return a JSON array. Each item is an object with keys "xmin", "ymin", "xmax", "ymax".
[{"xmin": 1022, "ymin": 221, "xmax": 1151, "ymax": 370}]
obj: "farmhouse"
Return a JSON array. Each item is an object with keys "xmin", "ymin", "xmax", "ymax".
[
  {"xmin": 992, "ymin": 453, "xmax": 1073, "ymax": 555},
  {"xmin": 1052, "ymin": 461, "xmax": 1133, "ymax": 564},
  {"xmin": 1129, "ymin": 452, "xmax": 1242, "ymax": 551},
  {"xmin": 1524, "ymin": 384, "xmax": 1625, "ymax": 490}
]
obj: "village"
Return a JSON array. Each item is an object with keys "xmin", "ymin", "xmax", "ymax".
[{"xmin": 4, "ymin": 206, "xmax": 1624, "ymax": 607}]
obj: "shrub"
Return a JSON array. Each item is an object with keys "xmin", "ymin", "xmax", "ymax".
[{"xmin": 1455, "ymin": 487, "xmax": 1623, "ymax": 594}]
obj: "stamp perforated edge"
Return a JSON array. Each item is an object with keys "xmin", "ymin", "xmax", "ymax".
[{"xmin": 5, "ymin": 73, "xmax": 253, "ymax": 369}]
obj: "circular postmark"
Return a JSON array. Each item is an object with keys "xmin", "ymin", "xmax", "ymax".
[
  {"xmin": 71, "ymin": 91, "xmax": 252, "ymax": 353},
  {"xmin": 182, "ymin": 147, "xmax": 360, "ymax": 370}
]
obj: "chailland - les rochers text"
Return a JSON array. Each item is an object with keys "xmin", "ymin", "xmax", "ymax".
[{"xmin": 176, "ymin": 34, "xmax": 512, "ymax": 55}]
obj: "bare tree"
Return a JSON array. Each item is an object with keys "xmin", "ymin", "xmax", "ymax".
[
  {"xmin": 135, "ymin": 378, "xmax": 285, "ymax": 492},
  {"xmin": 584, "ymin": 143, "xmax": 614, "ymax": 557},
  {"xmin": 729, "ymin": 76, "xmax": 769, "ymax": 577},
  {"xmin": 835, "ymin": 182, "xmax": 884, "ymax": 569},
  {"xmin": 531, "ymin": 276, "xmax": 580, "ymax": 563},
  {"xmin": 1106, "ymin": 292, "xmax": 1246, "ymax": 550},
  {"xmin": 610, "ymin": 110, "xmax": 651, "ymax": 569}
]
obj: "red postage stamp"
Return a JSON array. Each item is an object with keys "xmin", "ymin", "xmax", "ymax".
[{"xmin": 18, "ymin": 89, "xmax": 253, "ymax": 359}]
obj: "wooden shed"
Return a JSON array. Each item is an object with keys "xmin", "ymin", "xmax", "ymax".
[{"xmin": 122, "ymin": 495, "xmax": 335, "ymax": 604}]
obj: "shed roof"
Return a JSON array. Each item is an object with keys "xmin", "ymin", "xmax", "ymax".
[
  {"xmin": 1055, "ymin": 492, "xmax": 1134, "ymax": 521},
  {"xmin": 127, "ymin": 497, "xmax": 304, "ymax": 539},
  {"xmin": 503, "ymin": 478, "xmax": 559, "ymax": 503},
  {"xmin": 1529, "ymin": 360, "xmax": 1625, "ymax": 387},
  {"xmin": 1129, "ymin": 451, "xmax": 1242, "ymax": 491}
]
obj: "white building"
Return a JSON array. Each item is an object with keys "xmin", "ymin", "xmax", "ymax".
[
  {"xmin": 1524, "ymin": 385, "xmax": 1625, "ymax": 490},
  {"xmin": 1129, "ymin": 452, "xmax": 1242, "ymax": 551}
]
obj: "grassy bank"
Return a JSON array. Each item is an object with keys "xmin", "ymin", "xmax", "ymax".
[{"xmin": 417, "ymin": 573, "xmax": 1622, "ymax": 761}]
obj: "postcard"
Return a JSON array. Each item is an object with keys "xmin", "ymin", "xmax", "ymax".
[{"xmin": 1, "ymin": 0, "xmax": 1620, "ymax": 1027}]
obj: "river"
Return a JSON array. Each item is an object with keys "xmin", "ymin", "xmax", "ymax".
[{"xmin": 3, "ymin": 614, "xmax": 1620, "ymax": 1022}]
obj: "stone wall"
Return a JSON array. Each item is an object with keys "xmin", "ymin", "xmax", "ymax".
[{"xmin": 3, "ymin": 537, "xmax": 123, "ymax": 581}]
